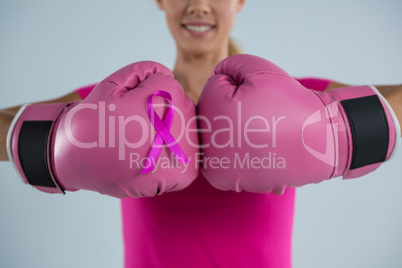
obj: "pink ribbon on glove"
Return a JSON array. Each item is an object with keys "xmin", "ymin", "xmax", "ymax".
[{"xmin": 141, "ymin": 90, "xmax": 190, "ymax": 174}]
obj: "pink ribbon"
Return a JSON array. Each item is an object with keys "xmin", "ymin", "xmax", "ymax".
[{"xmin": 141, "ymin": 90, "xmax": 189, "ymax": 174}]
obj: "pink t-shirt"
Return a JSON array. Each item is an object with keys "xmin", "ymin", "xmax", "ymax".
[{"xmin": 75, "ymin": 77, "xmax": 331, "ymax": 268}]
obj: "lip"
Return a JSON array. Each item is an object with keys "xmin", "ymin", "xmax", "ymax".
[
  {"xmin": 182, "ymin": 21, "xmax": 214, "ymax": 26},
  {"xmin": 181, "ymin": 22, "xmax": 215, "ymax": 38}
]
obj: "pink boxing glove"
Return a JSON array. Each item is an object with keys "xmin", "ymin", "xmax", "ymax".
[
  {"xmin": 7, "ymin": 61, "xmax": 199, "ymax": 198},
  {"xmin": 197, "ymin": 54, "xmax": 400, "ymax": 195}
]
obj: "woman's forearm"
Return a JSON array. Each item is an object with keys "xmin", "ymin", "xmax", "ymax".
[
  {"xmin": 381, "ymin": 84, "xmax": 402, "ymax": 137},
  {"xmin": 4, "ymin": 105, "xmax": 22, "ymax": 115},
  {"xmin": 0, "ymin": 110, "xmax": 14, "ymax": 161},
  {"xmin": 328, "ymin": 82, "xmax": 402, "ymax": 137},
  {"xmin": 0, "ymin": 91, "xmax": 83, "ymax": 162}
]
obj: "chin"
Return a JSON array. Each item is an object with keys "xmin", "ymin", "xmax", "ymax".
[{"xmin": 181, "ymin": 42, "xmax": 218, "ymax": 56}]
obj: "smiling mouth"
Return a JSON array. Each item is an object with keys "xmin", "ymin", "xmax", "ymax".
[{"xmin": 182, "ymin": 24, "xmax": 215, "ymax": 33}]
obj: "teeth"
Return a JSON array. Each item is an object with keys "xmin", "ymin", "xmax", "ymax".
[{"xmin": 185, "ymin": 25, "xmax": 212, "ymax": 32}]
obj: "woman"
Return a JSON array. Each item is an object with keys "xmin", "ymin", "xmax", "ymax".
[{"xmin": 1, "ymin": 0, "xmax": 401, "ymax": 267}]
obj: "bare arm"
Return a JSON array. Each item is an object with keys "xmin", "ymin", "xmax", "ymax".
[
  {"xmin": 3, "ymin": 91, "xmax": 83, "ymax": 115},
  {"xmin": 0, "ymin": 91, "xmax": 83, "ymax": 161},
  {"xmin": 0, "ymin": 110, "xmax": 13, "ymax": 161},
  {"xmin": 379, "ymin": 85, "xmax": 402, "ymax": 137},
  {"xmin": 326, "ymin": 82, "xmax": 402, "ymax": 137}
]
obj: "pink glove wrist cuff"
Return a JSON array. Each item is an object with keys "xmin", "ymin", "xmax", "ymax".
[
  {"xmin": 7, "ymin": 102, "xmax": 74, "ymax": 194},
  {"xmin": 326, "ymin": 85, "xmax": 400, "ymax": 179},
  {"xmin": 368, "ymin": 85, "xmax": 401, "ymax": 159}
]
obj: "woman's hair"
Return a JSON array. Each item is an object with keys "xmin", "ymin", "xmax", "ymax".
[{"xmin": 228, "ymin": 37, "xmax": 242, "ymax": 56}]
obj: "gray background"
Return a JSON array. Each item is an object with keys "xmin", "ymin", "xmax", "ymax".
[{"xmin": 0, "ymin": 0, "xmax": 401, "ymax": 267}]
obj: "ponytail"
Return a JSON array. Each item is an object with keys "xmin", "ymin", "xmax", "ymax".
[{"xmin": 228, "ymin": 37, "xmax": 242, "ymax": 56}]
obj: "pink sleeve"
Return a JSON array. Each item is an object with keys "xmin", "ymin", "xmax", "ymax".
[
  {"xmin": 294, "ymin": 77, "xmax": 333, "ymax": 92},
  {"xmin": 74, "ymin": 83, "xmax": 97, "ymax": 100}
]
